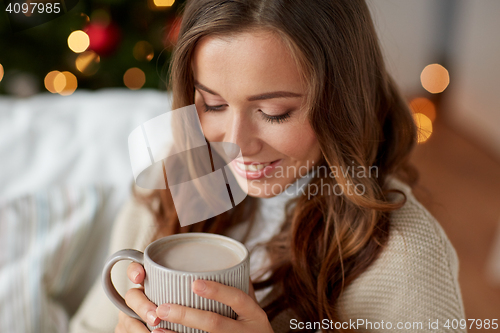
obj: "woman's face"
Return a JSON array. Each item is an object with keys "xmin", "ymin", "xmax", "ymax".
[{"xmin": 192, "ymin": 30, "xmax": 322, "ymax": 198}]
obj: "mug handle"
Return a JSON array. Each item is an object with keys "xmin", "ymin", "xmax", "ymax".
[{"xmin": 102, "ymin": 249, "xmax": 144, "ymax": 321}]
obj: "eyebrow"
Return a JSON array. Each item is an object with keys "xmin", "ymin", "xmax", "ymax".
[{"xmin": 194, "ymin": 81, "xmax": 303, "ymax": 101}]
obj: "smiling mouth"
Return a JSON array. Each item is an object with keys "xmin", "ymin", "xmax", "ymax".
[
  {"xmin": 234, "ymin": 161, "xmax": 273, "ymax": 171},
  {"xmin": 231, "ymin": 159, "xmax": 282, "ymax": 180}
]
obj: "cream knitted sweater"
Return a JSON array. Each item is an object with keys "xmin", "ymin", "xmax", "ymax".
[{"xmin": 69, "ymin": 177, "xmax": 466, "ymax": 333}]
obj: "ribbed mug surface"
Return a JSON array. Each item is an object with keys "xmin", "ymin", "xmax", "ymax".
[{"xmin": 144, "ymin": 233, "xmax": 250, "ymax": 333}]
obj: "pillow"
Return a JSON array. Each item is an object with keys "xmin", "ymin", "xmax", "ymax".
[
  {"xmin": 0, "ymin": 185, "xmax": 107, "ymax": 333},
  {"xmin": 0, "ymin": 89, "xmax": 173, "ymax": 322}
]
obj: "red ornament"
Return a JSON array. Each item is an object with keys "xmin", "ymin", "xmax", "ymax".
[
  {"xmin": 164, "ymin": 16, "xmax": 182, "ymax": 47},
  {"xmin": 85, "ymin": 22, "xmax": 122, "ymax": 56}
]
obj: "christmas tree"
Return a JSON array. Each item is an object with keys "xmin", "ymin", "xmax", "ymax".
[{"xmin": 0, "ymin": 0, "xmax": 185, "ymax": 96}]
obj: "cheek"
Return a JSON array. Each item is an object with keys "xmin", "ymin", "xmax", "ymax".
[{"xmin": 264, "ymin": 122, "xmax": 320, "ymax": 160}]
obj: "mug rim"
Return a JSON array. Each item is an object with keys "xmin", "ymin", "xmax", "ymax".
[{"xmin": 144, "ymin": 232, "xmax": 249, "ymax": 275}]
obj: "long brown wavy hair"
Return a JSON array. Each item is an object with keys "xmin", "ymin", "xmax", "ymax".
[{"xmin": 134, "ymin": 0, "xmax": 418, "ymax": 331}]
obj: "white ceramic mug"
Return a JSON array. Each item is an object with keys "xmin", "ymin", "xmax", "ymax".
[{"xmin": 102, "ymin": 233, "xmax": 250, "ymax": 332}]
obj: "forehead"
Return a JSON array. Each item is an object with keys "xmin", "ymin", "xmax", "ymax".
[{"xmin": 191, "ymin": 30, "xmax": 304, "ymax": 95}]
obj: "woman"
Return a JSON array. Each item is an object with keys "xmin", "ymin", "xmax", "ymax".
[{"xmin": 70, "ymin": 0, "xmax": 466, "ymax": 332}]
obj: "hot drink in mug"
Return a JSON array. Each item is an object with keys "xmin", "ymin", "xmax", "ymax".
[{"xmin": 102, "ymin": 233, "xmax": 250, "ymax": 333}]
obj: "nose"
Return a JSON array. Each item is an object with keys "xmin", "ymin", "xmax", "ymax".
[{"xmin": 224, "ymin": 110, "xmax": 261, "ymax": 158}]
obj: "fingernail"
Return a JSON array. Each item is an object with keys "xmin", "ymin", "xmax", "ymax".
[
  {"xmin": 193, "ymin": 280, "xmax": 206, "ymax": 292},
  {"xmin": 147, "ymin": 310, "xmax": 158, "ymax": 325},
  {"xmin": 133, "ymin": 272, "xmax": 140, "ymax": 283},
  {"xmin": 157, "ymin": 304, "xmax": 170, "ymax": 319}
]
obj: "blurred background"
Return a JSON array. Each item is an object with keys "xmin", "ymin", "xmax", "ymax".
[
  {"xmin": 0, "ymin": 0, "xmax": 182, "ymax": 94},
  {"xmin": 0, "ymin": 0, "xmax": 499, "ymax": 332}
]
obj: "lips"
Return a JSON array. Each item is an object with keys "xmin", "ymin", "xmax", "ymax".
[
  {"xmin": 236, "ymin": 161, "xmax": 272, "ymax": 172},
  {"xmin": 231, "ymin": 159, "xmax": 282, "ymax": 180}
]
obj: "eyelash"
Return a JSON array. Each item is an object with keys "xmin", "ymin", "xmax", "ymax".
[{"xmin": 202, "ymin": 103, "xmax": 291, "ymax": 124}]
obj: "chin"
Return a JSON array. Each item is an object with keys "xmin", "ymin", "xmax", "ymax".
[{"xmin": 227, "ymin": 162, "xmax": 297, "ymax": 199}]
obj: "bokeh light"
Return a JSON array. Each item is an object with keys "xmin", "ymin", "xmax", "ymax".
[
  {"xmin": 53, "ymin": 72, "xmax": 67, "ymax": 93},
  {"xmin": 58, "ymin": 72, "xmax": 78, "ymax": 96},
  {"xmin": 75, "ymin": 51, "xmax": 100, "ymax": 75},
  {"xmin": 154, "ymin": 0, "xmax": 175, "ymax": 7},
  {"xmin": 123, "ymin": 68, "xmax": 146, "ymax": 90},
  {"xmin": 133, "ymin": 41, "xmax": 154, "ymax": 62},
  {"xmin": 0, "ymin": 63, "xmax": 4, "ymax": 82},
  {"xmin": 410, "ymin": 97, "xmax": 436, "ymax": 122},
  {"xmin": 413, "ymin": 113, "xmax": 433, "ymax": 143},
  {"xmin": 49, "ymin": 71, "xmax": 78, "ymax": 96},
  {"xmin": 68, "ymin": 30, "xmax": 90, "ymax": 53},
  {"xmin": 44, "ymin": 71, "xmax": 61, "ymax": 93},
  {"xmin": 5, "ymin": 73, "xmax": 38, "ymax": 97},
  {"xmin": 420, "ymin": 64, "xmax": 450, "ymax": 94},
  {"xmin": 165, "ymin": 16, "xmax": 182, "ymax": 46},
  {"xmin": 80, "ymin": 13, "xmax": 90, "ymax": 25}
]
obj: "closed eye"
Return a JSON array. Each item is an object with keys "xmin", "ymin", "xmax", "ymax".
[
  {"xmin": 259, "ymin": 110, "xmax": 291, "ymax": 124},
  {"xmin": 203, "ymin": 103, "xmax": 226, "ymax": 112},
  {"xmin": 202, "ymin": 103, "xmax": 292, "ymax": 124}
]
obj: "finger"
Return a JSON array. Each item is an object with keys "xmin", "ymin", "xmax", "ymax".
[
  {"xmin": 157, "ymin": 303, "xmax": 236, "ymax": 333},
  {"xmin": 125, "ymin": 288, "xmax": 161, "ymax": 327},
  {"xmin": 151, "ymin": 329, "xmax": 176, "ymax": 333},
  {"xmin": 127, "ymin": 262, "xmax": 145, "ymax": 285},
  {"xmin": 192, "ymin": 280, "xmax": 262, "ymax": 319},
  {"xmin": 117, "ymin": 311, "xmax": 150, "ymax": 333}
]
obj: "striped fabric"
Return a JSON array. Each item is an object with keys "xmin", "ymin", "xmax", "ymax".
[{"xmin": 0, "ymin": 185, "xmax": 105, "ymax": 333}]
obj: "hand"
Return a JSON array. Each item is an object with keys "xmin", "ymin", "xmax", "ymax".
[
  {"xmin": 153, "ymin": 279, "xmax": 273, "ymax": 333},
  {"xmin": 116, "ymin": 262, "xmax": 272, "ymax": 333},
  {"xmin": 115, "ymin": 262, "xmax": 161, "ymax": 333}
]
